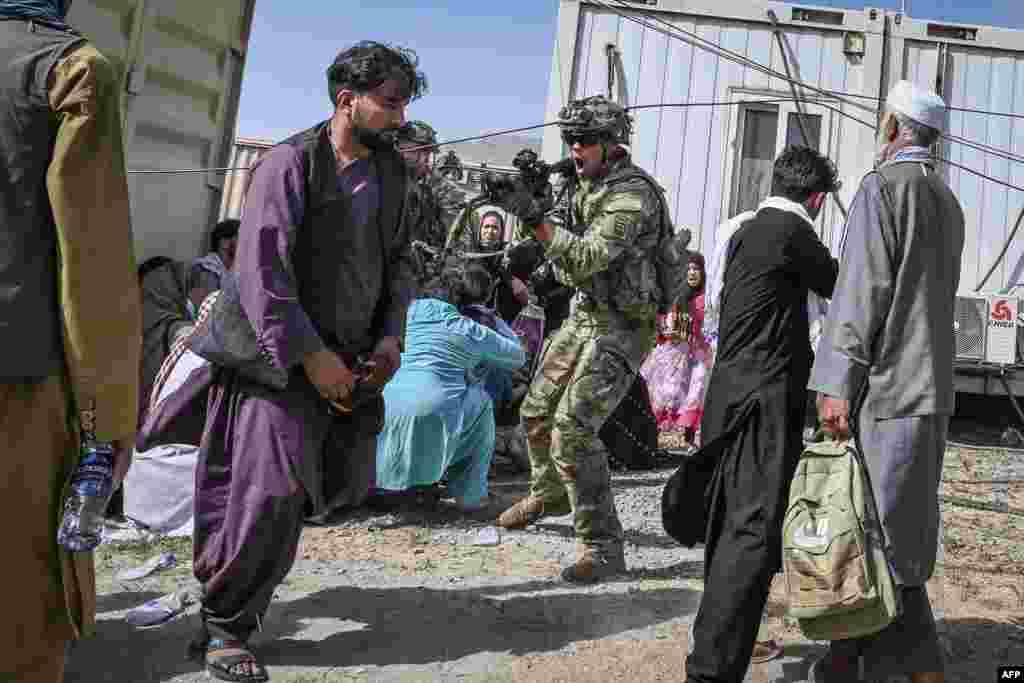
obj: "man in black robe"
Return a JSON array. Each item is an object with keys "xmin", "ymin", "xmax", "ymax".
[{"xmin": 684, "ymin": 146, "xmax": 840, "ymax": 683}]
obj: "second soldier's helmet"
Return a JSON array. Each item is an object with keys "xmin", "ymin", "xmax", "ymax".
[
  {"xmin": 557, "ymin": 95, "xmax": 632, "ymax": 145},
  {"xmin": 396, "ymin": 120, "xmax": 438, "ymax": 147}
]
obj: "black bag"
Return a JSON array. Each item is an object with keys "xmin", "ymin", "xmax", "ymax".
[
  {"xmin": 600, "ymin": 373, "xmax": 659, "ymax": 471},
  {"xmin": 661, "ymin": 401, "xmax": 758, "ymax": 547},
  {"xmin": 660, "ymin": 444, "xmax": 719, "ymax": 547},
  {"xmin": 186, "ymin": 271, "xmax": 290, "ymax": 390}
]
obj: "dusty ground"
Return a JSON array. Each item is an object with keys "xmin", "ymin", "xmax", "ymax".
[{"xmin": 66, "ymin": 441, "xmax": 1024, "ymax": 683}]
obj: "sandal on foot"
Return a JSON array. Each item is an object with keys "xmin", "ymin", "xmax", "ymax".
[
  {"xmin": 751, "ymin": 639, "xmax": 783, "ymax": 664},
  {"xmin": 204, "ymin": 639, "xmax": 269, "ymax": 683}
]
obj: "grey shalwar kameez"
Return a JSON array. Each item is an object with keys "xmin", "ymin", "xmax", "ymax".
[{"xmin": 809, "ymin": 147, "xmax": 965, "ymax": 677}]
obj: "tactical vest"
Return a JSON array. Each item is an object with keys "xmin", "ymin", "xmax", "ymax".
[
  {"xmin": 0, "ymin": 19, "xmax": 85, "ymax": 380},
  {"xmin": 569, "ymin": 161, "xmax": 663, "ymax": 321},
  {"xmin": 280, "ymin": 123, "xmax": 409, "ymax": 354}
]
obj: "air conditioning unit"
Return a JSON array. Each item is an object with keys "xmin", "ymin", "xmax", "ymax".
[{"xmin": 954, "ymin": 295, "xmax": 1020, "ymax": 365}]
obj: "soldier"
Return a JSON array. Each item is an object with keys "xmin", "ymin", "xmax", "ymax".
[
  {"xmin": 395, "ymin": 120, "xmax": 473, "ymax": 290},
  {"xmin": 494, "ymin": 96, "xmax": 664, "ymax": 583}
]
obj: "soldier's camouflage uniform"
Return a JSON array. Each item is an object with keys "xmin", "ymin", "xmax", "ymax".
[
  {"xmin": 408, "ymin": 171, "xmax": 476, "ymax": 293},
  {"xmin": 518, "ymin": 156, "xmax": 661, "ymax": 554}
]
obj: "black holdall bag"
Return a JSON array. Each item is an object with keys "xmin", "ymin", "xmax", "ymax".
[
  {"xmin": 660, "ymin": 440, "xmax": 720, "ymax": 548},
  {"xmin": 661, "ymin": 402, "xmax": 756, "ymax": 547},
  {"xmin": 186, "ymin": 270, "xmax": 290, "ymax": 390}
]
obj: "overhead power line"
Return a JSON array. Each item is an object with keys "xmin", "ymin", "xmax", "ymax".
[{"xmin": 593, "ymin": 0, "xmax": 1024, "ymax": 166}]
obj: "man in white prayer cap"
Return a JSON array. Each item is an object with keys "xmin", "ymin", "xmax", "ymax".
[{"xmin": 806, "ymin": 81, "xmax": 965, "ymax": 682}]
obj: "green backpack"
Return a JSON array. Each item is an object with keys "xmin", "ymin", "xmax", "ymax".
[{"xmin": 782, "ymin": 439, "xmax": 902, "ymax": 641}]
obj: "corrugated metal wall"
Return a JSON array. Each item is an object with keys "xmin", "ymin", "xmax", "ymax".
[
  {"xmin": 218, "ymin": 139, "xmax": 272, "ymax": 220},
  {"xmin": 555, "ymin": 4, "xmax": 1024, "ymax": 295},
  {"xmin": 904, "ymin": 42, "xmax": 1024, "ymax": 294},
  {"xmin": 568, "ymin": 7, "xmax": 853, "ymax": 263},
  {"xmin": 68, "ymin": 0, "xmax": 255, "ymax": 265}
]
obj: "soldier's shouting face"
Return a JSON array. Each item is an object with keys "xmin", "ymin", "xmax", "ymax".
[{"xmin": 565, "ymin": 132, "xmax": 608, "ymax": 180}]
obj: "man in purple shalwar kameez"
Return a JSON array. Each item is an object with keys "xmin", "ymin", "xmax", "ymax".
[{"xmin": 189, "ymin": 42, "xmax": 426, "ymax": 682}]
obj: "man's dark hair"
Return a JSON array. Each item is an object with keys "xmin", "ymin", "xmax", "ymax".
[
  {"xmin": 480, "ymin": 211, "xmax": 505, "ymax": 230},
  {"xmin": 327, "ymin": 41, "xmax": 427, "ymax": 105},
  {"xmin": 137, "ymin": 256, "xmax": 174, "ymax": 281},
  {"xmin": 210, "ymin": 219, "xmax": 240, "ymax": 252},
  {"xmin": 769, "ymin": 146, "xmax": 840, "ymax": 203}
]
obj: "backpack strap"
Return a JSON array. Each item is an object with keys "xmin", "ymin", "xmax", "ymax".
[{"xmin": 605, "ymin": 167, "xmax": 671, "ymax": 247}]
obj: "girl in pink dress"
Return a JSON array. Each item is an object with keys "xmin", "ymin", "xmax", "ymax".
[{"xmin": 640, "ymin": 252, "xmax": 710, "ymax": 449}]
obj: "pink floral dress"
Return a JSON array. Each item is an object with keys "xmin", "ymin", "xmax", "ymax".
[{"xmin": 640, "ymin": 291, "xmax": 711, "ymax": 442}]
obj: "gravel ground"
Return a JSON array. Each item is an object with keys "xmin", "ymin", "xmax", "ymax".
[{"xmin": 66, "ymin": 438, "xmax": 1024, "ymax": 682}]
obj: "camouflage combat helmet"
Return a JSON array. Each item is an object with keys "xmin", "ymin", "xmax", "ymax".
[
  {"xmin": 557, "ymin": 95, "xmax": 632, "ymax": 145},
  {"xmin": 397, "ymin": 120, "xmax": 438, "ymax": 147}
]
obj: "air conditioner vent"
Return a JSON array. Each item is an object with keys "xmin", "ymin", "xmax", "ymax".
[
  {"xmin": 927, "ymin": 23, "xmax": 978, "ymax": 41},
  {"xmin": 954, "ymin": 296, "xmax": 987, "ymax": 360},
  {"xmin": 791, "ymin": 7, "xmax": 844, "ymax": 26}
]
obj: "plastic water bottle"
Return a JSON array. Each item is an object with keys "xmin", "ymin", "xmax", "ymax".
[{"xmin": 57, "ymin": 440, "xmax": 115, "ymax": 552}]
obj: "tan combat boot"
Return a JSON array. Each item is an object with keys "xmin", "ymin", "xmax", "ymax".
[
  {"xmin": 495, "ymin": 496, "xmax": 569, "ymax": 530},
  {"xmin": 560, "ymin": 544, "xmax": 627, "ymax": 584}
]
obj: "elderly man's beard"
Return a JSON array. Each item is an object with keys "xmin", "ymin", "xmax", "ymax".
[
  {"xmin": 874, "ymin": 130, "xmax": 892, "ymax": 167},
  {"xmin": 874, "ymin": 115, "xmax": 902, "ymax": 167}
]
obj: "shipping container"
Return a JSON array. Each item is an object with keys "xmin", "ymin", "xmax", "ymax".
[
  {"xmin": 543, "ymin": 0, "xmax": 1024, "ymax": 396},
  {"xmin": 67, "ymin": 0, "xmax": 257, "ymax": 265}
]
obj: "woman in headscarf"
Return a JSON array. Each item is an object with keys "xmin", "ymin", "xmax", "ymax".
[
  {"xmin": 640, "ymin": 251, "xmax": 710, "ymax": 450},
  {"xmin": 373, "ymin": 262, "xmax": 526, "ymax": 514}
]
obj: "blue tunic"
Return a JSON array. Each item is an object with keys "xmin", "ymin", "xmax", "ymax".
[{"xmin": 375, "ymin": 298, "xmax": 525, "ymax": 507}]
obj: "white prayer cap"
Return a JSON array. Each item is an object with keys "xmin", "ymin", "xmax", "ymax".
[{"xmin": 885, "ymin": 80, "xmax": 947, "ymax": 132}]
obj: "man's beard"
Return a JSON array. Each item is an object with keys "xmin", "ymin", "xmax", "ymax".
[
  {"xmin": 352, "ymin": 104, "xmax": 397, "ymax": 151},
  {"xmin": 354, "ymin": 123, "xmax": 396, "ymax": 150}
]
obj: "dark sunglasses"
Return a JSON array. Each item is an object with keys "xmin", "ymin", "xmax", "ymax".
[{"xmin": 561, "ymin": 132, "xmax": 602, "ymax": 147}]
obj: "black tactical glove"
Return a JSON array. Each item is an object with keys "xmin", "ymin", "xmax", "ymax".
[{"xmin": 500, "ymin": 181, "xmax": 552, "ymax": 227}]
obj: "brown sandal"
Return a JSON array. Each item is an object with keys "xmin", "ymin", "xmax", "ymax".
[
  {"xmin": 204, "ymin": 638, "xmax": 269, "ymax": 683},
  {"xmin": 751, "ymin": 639, "xmax": 784, "ymax": 664}
]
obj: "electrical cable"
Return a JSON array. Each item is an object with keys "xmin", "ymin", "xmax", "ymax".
[
  {"xmin": 127, "ymin": 99, "xmax": 814, "ymax": 175},
  {"xmin": 598, "ymin": 0, "xmax": 1024, "ymax": 197},
  {"xmin": 620, "ymin": 0, "xmax": 1024, "ymax": 166},
  {"xmin": 809, "ymin": 99, "xmax": 1024, "ymax": 196},
  {"xmin": 593, "ymin": 0, "xmax": 878, "ymax": 114},
  {"xmin": 599, "ymin": 0, "xmax": 1024, "ymax": 120},
  {"xmin": 975, "ymin": 206, "xmax": 1024, "ymax": 291},
  {"xmin": 398, "ymin": 122, "xmax": 562, "ymax": 154},
  {"xmin": 767, "ymin": 8, "xmax": 849, "ymax": 220},
  {"xmin": 129, "ymin": 166, "xmax": 254, "ymax": 175},
  {"xmin": 133, "ymin": 4, "xmax": 1024, "ymax": 176},
  {"xmin": 129, "ymin": 121, "xmax": 563, "ymax": 173},
  {"xmin": 128, "ymin": 97, "xmax": 1024, "ymax": 197},
  {"xmin": 807, "ymin": 87, "xmax": 1024, "ymax": 120},
  {"xmin": 594, "ymin": 0, "xmax": 1024, "ymax": 165}
]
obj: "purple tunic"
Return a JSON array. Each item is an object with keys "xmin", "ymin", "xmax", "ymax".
[
  {"xmin": 186, "ymin": 138, "xmax": 407, "ymax": 642},
  {"xmin": 236, "ymin": 146, "xmax": 387, "ymax": 369}
]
